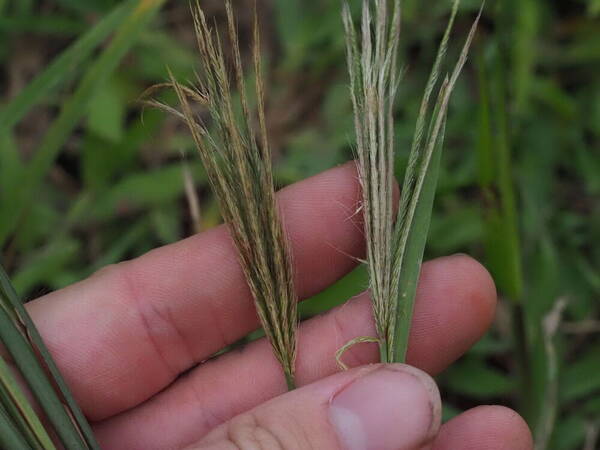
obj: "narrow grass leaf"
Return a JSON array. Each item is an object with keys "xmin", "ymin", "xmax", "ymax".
[
  {"xmin": 0, "ymin": 0, "xmax": 166, "ymax": 247},
  {"xmin": 477, "ymin": 47, "xmax": 524, "ymax": 302},
  {"xmin": 490, "ymin": 56, "xmax": 524, "ymax": 302},
  {"xmin": 89, "ymin": 163, "xmax": 206, "ymax": 223},
  {"xmin": 12, "ymin": 238, "xmax": 80, "ymax": 293},
  {"xmin": 0, "ymin": 355, "xmax": 56, "ymax": 450},
  {"xmin": 0, "ymin": 265, "xmax": 99, "ymax": 449},
  {"xmin": 0, "ymin": 299, "xmax": 87, "ymax": 448},
  {"xmin": 391, "ymin": 113, "xmax": 447, "ymax": 363},
  {"xmin": 0, "ymin": 0, "xmax": 136, "ymax": 133},
  {"xmin": 477, "ymin": 39, "xmax": 532, "ymax": 424},
  {"xmin": 0, "ymin": 405, "xmax": 30, "ymax": 450},
  {"xmin": 391, "ymin": 7, "xmax": 482, "ymax": 363},
  {"xmin": 0, "ymin": 15, "xmax": 86, "ymax": 36},
  {"xmin": 512, "ymin": 0, "xmax": 539, "ymax": 115}
]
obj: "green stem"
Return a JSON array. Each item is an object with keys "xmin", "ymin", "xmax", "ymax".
[
  {"xmin": 379, "ymin": 342, "xmax": 389, "ymax": 364},
  {"xmin": 285, "ymin": 370, "xmax": 296, "ymax": 391},
  {"xmin": 512, "ymin": 303, "xmax": 534, "ymax": 419}
]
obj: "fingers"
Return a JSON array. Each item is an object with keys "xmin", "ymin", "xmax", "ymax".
[
  {"xmin": 93, "ymin": 255, "xmax": 496, "ymax": 449},
  {"xmin": 26, "ymin": 163, "xmax": 366, "ymax": 420},
  {"xmin": 432, "ymin": 406, "xmax": 533, "ymax": 450},
  {"xmin": 186, "ymin": 364, "xmax": 440, "ymax": 450},
  {"xmin": 407, "ymin": 254, "xmax": 496, "ymax": 374}
]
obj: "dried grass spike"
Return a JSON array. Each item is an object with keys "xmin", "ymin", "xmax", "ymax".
[
  {"xmin": 343, "ymin": 0, "xmax": 401, "ymax": 363},
  {"xmin": 171, "ymin": 0, "xmax": 298, "ymax": 389}
]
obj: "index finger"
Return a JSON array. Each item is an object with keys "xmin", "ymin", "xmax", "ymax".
[{"xmin": 26, "ymin": 163, "xmax": 367, "ymax": 421}]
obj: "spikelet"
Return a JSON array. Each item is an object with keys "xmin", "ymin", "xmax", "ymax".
[
  {"xmin": 344, "ymin": 0, "xmax": 482, "ymax": 363},
  {"xmin": 170, "ymin": 0, "xmax": 298, "ymax": 389}
]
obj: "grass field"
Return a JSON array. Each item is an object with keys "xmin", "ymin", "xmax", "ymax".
[{"xmin": 1, "ymin": 0, "xmax": 598, "ymax": 448}]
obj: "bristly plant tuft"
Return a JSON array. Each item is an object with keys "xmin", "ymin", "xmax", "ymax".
[
  {"xmin": 166, "ymin": 0, "xmax": 299, "ymax": 390},
  {"xmin": 343, "ymin": 0, "xmax": 482, "ymax": 364}
]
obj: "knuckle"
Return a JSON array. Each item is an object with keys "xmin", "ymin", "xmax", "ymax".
[
  {"xmin": 91, "ymin": 261, "xmax": 124, "ymax": 279},
  {"xmin": 224, "ymin": 412, "xmax": 304, "ymax": 450}
]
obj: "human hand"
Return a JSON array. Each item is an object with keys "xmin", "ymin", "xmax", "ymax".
[{"xmin": 26, "ymin": 163, "xmax": 532, "ymax": 450}]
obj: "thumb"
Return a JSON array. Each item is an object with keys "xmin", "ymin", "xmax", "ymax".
[{"xmin": 187, "ymin": 364, "xmax": 442, "ymax": 450}]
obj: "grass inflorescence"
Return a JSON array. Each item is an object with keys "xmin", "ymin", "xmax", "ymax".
[
  {"xmin": 167, "ymin": 0, "xmax": 299, "ymax": 390},
  {"xmin": 343, "ymin": 0, "xmax": 481, "ymax": 363}
]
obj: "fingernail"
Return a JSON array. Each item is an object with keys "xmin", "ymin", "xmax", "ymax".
[{"xmin": 329, "ymin": 365, "xmax": 441, "ymax": 450}]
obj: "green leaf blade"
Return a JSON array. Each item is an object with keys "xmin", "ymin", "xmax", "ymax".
[
  {"xmin": 0, "ymin": 355, "xmax": 56, "ymax": 450},
  {"xmin": 0, "ymin": 0, "xmax": 136, "ymax": 133},
  {"xmin": 391, "ymin": 4, "xmax": 482, "ymax": 363},
  {"xmin": 0, "ymin": 265, "xmax": 99, "ymax": 449},
  {"xmin": 0, "ymin": 0, "xmax": 167, "ymax": 248},
  {"xmin": 0, "ymin": 405, "xmax": 31, "ymax": 450}
]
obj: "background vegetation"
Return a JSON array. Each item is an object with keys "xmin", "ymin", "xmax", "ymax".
[{"xmin": 0, "ymin": 0, "xmax": 598, "ymax": 448}]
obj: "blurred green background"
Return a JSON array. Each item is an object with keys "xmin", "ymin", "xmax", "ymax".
[{"xmin": 0, "ymin": 0, "xmax": 598, "ymax": 448}]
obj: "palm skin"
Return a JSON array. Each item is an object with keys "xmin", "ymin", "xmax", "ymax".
[{"xmin": 26, "ymin": 163, "xmax": 532, "ymax": 450}]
